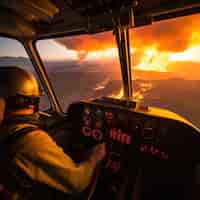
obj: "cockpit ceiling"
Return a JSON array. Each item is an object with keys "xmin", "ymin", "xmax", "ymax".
[{"xmin": 0, "ymin": 0, "xmax": 199, "ymax": 39}]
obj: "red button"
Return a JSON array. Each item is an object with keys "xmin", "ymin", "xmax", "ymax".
[
  {"xmin": 82, "ymin": 126, "xmax": 91, "ymax": 137},
  {"xmin": 92, "ymin": 129, "xmax": 103, "ymax": 141}
]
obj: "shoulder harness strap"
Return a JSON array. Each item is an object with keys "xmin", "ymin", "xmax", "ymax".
[{"xmin": 4, "ymin": 126, "xmax": 40, "ymax": 147}]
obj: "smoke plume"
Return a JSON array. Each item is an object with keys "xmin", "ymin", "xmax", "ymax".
[{"xmin": 55, "ymin": 13, "xmax": 200, "ymax": 59}]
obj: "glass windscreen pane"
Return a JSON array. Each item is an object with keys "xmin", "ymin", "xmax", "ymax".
[
  {"xmin": 37, "ymin": 31, "xmax": 122, "ymax": 112},
  {"xmin": 130, "ymin": 13, "xmax": 200, "ymax": 128},
  {"xmin": 0, "ymin": 37, "xmax": 50, "ymax": 110}
]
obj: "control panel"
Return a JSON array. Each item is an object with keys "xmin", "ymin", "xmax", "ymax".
[
  {"xmin": 67, "ymin": 97, "xmax": 200, "ymax": 199},
  {"xmin": 68, "ymin": 98, "xmax": 200, "ymax": 162}
]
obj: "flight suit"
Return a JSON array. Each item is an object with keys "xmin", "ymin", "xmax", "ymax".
[{"xmin": 0, "ymin": 114, "xmax": 96, "ymax": 199}]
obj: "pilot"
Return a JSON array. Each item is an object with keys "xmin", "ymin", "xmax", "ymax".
[{"xmin": 0, "ymin": 66, "xmax": 106, "ymax": 199}]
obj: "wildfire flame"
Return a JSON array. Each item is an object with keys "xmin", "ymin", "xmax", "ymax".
[
  {"xmin": 55, "ymin": 13, "xmax": 200, "ymax": 74},
  {"xmin": 81, "ymin": 41, "xmax": 200, "ymax": 73},
  {"xmin": 134, "ymin": 44, "xmax": 170, "ymax": 72},
  {"xmin": 112, "ymin": 82, "xmax": 153, "ymax": 101},
  {"xmin": 111, "ymin": 87, "xmax": 124, "ymax": 99},
  {"xmin": 53, "ymin": 14, "xmax": 200, "ymax": 100},
  {"xmin": 135, "ymin": 43, "xmax": 200, "ymax": 72}
]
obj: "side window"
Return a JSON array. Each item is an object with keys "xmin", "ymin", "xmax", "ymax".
[{"xmin": 0, "ymin": 37, "xmax": 50, "ymax": 110}]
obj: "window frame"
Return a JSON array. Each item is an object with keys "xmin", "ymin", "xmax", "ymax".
[{"xmin": 0, "ymin": 35, "xmax": 52, "ymax": 112}]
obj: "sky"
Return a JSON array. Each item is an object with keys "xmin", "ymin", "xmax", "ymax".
[
  {"xmin": 0, "ymin": 37, "xmax": 28, "ymax": 57},
  {"xmin": 0, "ymin": 38, "xmax": 77, "ymax": 60}
]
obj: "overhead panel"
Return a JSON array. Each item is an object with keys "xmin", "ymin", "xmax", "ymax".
[{"xmin": 0, "ymin": 0, "xmax": 199, "ymax": 38}]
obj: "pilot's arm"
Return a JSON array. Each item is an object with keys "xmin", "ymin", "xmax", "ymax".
[{"xmin": 13, "ymin": 129, "xmax": 105, "ymax": 193}]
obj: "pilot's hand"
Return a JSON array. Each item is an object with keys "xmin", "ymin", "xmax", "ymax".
[{"xmin": 89, "ymin": 143, "xmax": 106, "ymax": 166}]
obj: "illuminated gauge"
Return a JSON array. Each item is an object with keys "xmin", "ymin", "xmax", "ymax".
[
  {"xmin": 84, "ymin": 107, "xmax": 91, "ymax": 115},
  {"xmin": 109, "ymin": 128, "xmax": 131, "ymax": 145},
  {"xmin": 92, "ymin": 129, "xmax": 103, "ymax": 141},
  {"xmin": 82, "ymin": 116, "xmax": 91, "ymax": 126},
  {"xmin": 82, "ymin": 127, "xmax": 103, "ymax": 141},
  {"xmin": 82, "ymin": 126, "xmax": 91, "ymax": 137}
]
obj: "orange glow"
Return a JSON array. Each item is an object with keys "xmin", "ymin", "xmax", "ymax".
[
  {"xmin": 111, "ymin": 82, "xmax": 153, "ymax": 101},
  {"xmin": 133, "ymin": 82, "xmax": 153, "ymax": 102},
  {"xmin": 134, "ymin": 44, "xmax": 200, "ymax": 73},
  {"xmin": 83, "ymin": 47, "xmax": 136, "ymax": 60},
  {"xmin": 82, "ymin": 42, "xmax": 200, "ymax": 73},
  {"xmin": 94, "ymin": 78, "xmax": 110, "ymax": 91},
  {"xmin": 53, "ymin": 13, "xmax": 200, "ymax": 76},
  {"xmin": 75, "ymin": 33, "xmax": 200, "ymax": 73},
  {"xmin": 169, "ymin": 45, "xmax": 200, "ymax": 62},
  {"xmin": 133, "ymin": 91, "xmax": 144, "ymax": 101},
  {"xmin": 134, "ymin": 44, "xmax": 170, "ymax": 72},
  {"xmin": 190, "ymin": 32, "xmax": 200, "ymax": 46},
  {"xmin": 110, "ymin": 88, "xmax": 124, "ymax": 99},
  {"xmin": 111, "ymin": 89, "xmax": 144, "ymax": 101},
  {"xmin": 85, "ymin": 48, "xmax": 118, "ymax": 60}
]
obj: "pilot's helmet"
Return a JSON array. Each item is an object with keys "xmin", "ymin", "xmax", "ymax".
[{"xmin": 0, "ymin": 66, "xmax": 41, "ymax": 112}]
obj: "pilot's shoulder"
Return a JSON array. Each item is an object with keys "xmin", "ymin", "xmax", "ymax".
[
  {"xmin": 15, "ymin": 126, "xmax": 56, "ymax": 150},
  {"xmin": 23, "ymin": 127, "xmax": 53, "ymax": 142}
]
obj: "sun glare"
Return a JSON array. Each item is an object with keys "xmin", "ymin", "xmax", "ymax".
[
  {"xmin": 85, "ymin": 48, "xmax": 118, "ymax": 60},
  {"xmin": 169, "ymin": 45, "xmax": 200, "ymax": 63},
  {"xmin": 84, "ymin": 47, "xmax": 136, "ymax": 61},
  {"xmin": 38, "ymin": 40, "xmax": 78, "ymax": 61}
]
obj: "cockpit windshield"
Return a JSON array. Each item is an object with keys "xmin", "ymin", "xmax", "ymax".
[
  {"xmin": 37, "ymin": 13, "xmax": 200, "ymax": 128},
  {"xmin": 37, "ymin": 31, "xmax": 122, "ymax": 112},
  {"xmin": 130, "ymin": 13, "xmax": 200, "ymax": 128}
]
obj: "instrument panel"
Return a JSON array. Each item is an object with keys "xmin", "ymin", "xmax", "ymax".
[
  {"xmin": 67, "ymin": 98, "xmax": 200, "ymax": 199},
  {"xmin": 68, "ymin": 98, "xmax": 200, "ymax": 164}
]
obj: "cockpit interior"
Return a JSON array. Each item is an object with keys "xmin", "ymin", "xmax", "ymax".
[{"xmin": 0, "ymin": 0, "xmax": 200, "ymax": 199}]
